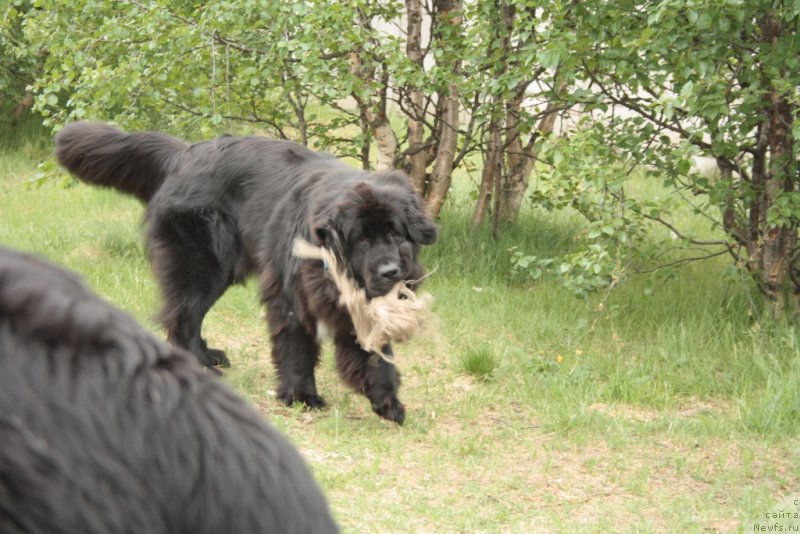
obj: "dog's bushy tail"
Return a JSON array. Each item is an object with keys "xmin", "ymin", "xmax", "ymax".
[{"xmin": 55, "ymin": 121, "xmax": 188, "ymax": 202}]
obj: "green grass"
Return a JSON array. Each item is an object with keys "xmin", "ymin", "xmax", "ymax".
[
  {"xmin": 458, "ymin": 346, "xmax": 498, "ymax": 382},
  {"xmin": 2, "ymin": 132, "xmax": 799, "ymax": 533}
]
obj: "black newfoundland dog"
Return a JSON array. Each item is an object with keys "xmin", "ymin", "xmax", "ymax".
[
  {"xmin": 0, "ymin": 246, "xmax": 338, "ymax": 533},
  {"xmin": 55, "ymin": 122, "xmax": 437, "ymax": 424}
]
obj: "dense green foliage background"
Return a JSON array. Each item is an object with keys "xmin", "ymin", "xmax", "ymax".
[{"xmin": 5, "ymin": 0, "xmax": 800, "ymax": 313}]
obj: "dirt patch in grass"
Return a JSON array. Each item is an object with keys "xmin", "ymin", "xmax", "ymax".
[
  {"xmin": 587, "ymin": 398, "xmax": 734, "ymax": 423},
  {"xmin": 252, "ymin": 394, "xmax": 798, "ymax": 533},
  {"xmin": 209, "ymin": 313, "xmax": 788, "ymax": 532},
  {"xmin": 205, "ymin": 317, "xmax": 791, "ymax": 532}
]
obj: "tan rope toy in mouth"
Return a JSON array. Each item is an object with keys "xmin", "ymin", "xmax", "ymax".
[{"xmin": 292, "ymin": 237, "xmax": 434, "ymax": 363}]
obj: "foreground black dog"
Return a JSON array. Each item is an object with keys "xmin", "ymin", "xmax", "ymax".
[
  {"xmin": 55, "ymin": 122, "xmax": 438, "ymax": 424},
  {"xmin": 0, "ymin": 247, "xmax": 338, "ymax": 533}
]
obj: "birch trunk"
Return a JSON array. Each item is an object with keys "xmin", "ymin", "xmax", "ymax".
[
  {"xmin": 498, "ymin": 99, "xmax": 559, "ymax": 224},
  {"xmin": 405, "ymin": 0, "xmax": 428, "ymax": 192},
  {"xmin": 424, "ymin": 0, "xmax": 463, "ymax": 217}
]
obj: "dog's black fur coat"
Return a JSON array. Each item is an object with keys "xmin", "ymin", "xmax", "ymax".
[
  {"xmin": 55, "ymin": 122, "xmax": 438, "ymax": 424},
  {"xmin": 0, "ymin": 247, "xmax": 338, "ymax": 534}
]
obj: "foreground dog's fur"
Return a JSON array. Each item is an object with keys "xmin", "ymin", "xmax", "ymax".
[
  {"xmin": 55, "ymin": 122, "xmax": 438, "ymax": 424},
  {"xmin": 0, "ymin": 247, "xmax": 338, "ymax": 533}
]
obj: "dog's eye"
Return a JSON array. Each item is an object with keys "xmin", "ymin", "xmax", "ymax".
[{"xmin": 358, "ymin": 235, "xmax": 371, "ymax": 244}]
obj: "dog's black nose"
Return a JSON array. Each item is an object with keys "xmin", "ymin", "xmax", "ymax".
[{"xmin": 377, "ymin": 262, "xmax": 401, "ymax": 280}]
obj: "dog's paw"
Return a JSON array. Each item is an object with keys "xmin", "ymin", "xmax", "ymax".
[
  {"xmin": 279, "ymin": 391, "xmax": 328, "ymax": 410},
  {"xmin": 301, "ymin": 393, "xmax": 328, "ymax": 410},
  {"xmin": 207, "ymin": 348, "xmax": 230, "ymax": 367},
  {"xmin": 373, "ymin": 397, "xmax": 406, "ymax": 425}
]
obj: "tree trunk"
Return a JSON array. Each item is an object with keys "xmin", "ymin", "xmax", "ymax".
[
  {"xmin": 365, "ymin": 102, "xmax": 399, "ymax": 170},
  {"xmin": 351, "ymin": 16, "xmax": 398, "ymax": 170},
  {"xmin": 472, "ymin": 109, "xmax": 502, "ymax": 226},
  {"xmin": 425, "ymin": 81, "xmax": 460, "ymax": 217},
  {"xmin": 288, "ymin": 91, "xmax": 308, "ymax": 147},
  {"xmin": 358, "ymin": 108, "xmax": 371, "ymax": 170},
  {"xmin": 10, "ymin": 92, "xmax": 34, "ymax": 125},
  {"xmin": 424, "ymin": 0, "xmax": 463, "ymax": 218},
  {"xmin": 498, "ymin": 99, "xmax": 560, "ymax": 223},
  {"xmin": 748, "ymin": 123, "xmax": 768, "ymax": 274},
  {"xmin": 471, "ymin": 1, "xmax": 562, "ymax": 229},
  {"xmin": 762, "ymin": 90, "xmax": 796, "ymax": 317},
  {"xmin": 405, "ymin": 0, "xmax": 428, "ymax": 192},
  {"xmin": 752, "ymin": 12, "xmax": 798, "ymax": 317},
  {"xmin": 490, "ymin": 126, "xmax": 504, "ymax": 236},
  {"xmin": 471, "ymin": 0, "xmax": 508, "ymax": 228}
]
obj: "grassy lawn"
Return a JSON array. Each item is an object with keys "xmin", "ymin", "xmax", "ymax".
[{"xmin": 2, "ymin": 133, "xmax": 799, "ymax": 533}]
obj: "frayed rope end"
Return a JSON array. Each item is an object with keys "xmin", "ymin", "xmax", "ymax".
[{"xmin": 292, "ymin": 237, "xmax": 434, "ymax": 363}]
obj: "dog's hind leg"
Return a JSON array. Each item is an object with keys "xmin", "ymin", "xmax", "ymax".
[
  {"xmin": 147, "ymin": 209, "xmax": 237, "ymax": 368},
  {"xmin": 334, "ymin": 338, "xmax": 405, "ymax": 424},
  {"xmin": 265, "ymin": 298, "xmax": 326, "ymax": 409}
]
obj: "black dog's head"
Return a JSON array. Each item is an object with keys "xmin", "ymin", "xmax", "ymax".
[{"xmin": 313, "ymin": 171, "xmax": 437, "ymax": 299}]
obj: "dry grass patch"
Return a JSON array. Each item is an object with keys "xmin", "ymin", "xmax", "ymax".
[{"xmin": 244, "ymin": 387, "xmax": 800, "ymax": 533}]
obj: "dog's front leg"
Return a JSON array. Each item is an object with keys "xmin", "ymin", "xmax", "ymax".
[
  {"xmin": 266, "ymin": 300, "xmax": 326, "ymax": 409},
  {"xmin": 334, "ymin": 338, "xmax": 405, "ymax": 424}
]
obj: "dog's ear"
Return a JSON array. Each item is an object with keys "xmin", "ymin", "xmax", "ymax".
[
  {"xmin": 311, "ymin": 204, "xmax": 342, "ymax": 249},
  {"xmin": 373, "ymin": 171, "xmax": 438, "ymax": 245},
  {"xmin": 315, "ymin": 225, "xmax": 331, "ymax": 246},
  {"xmin": 405, "ymin": 194, "xmax": 438, "ymax": 245},
  {"xmin": 313, "ymin": 216, "xmax": 336, "ymax": 248},
  {"xmin": 311, "ymin": 185, "xmax": 365, "ymax": 249}
]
